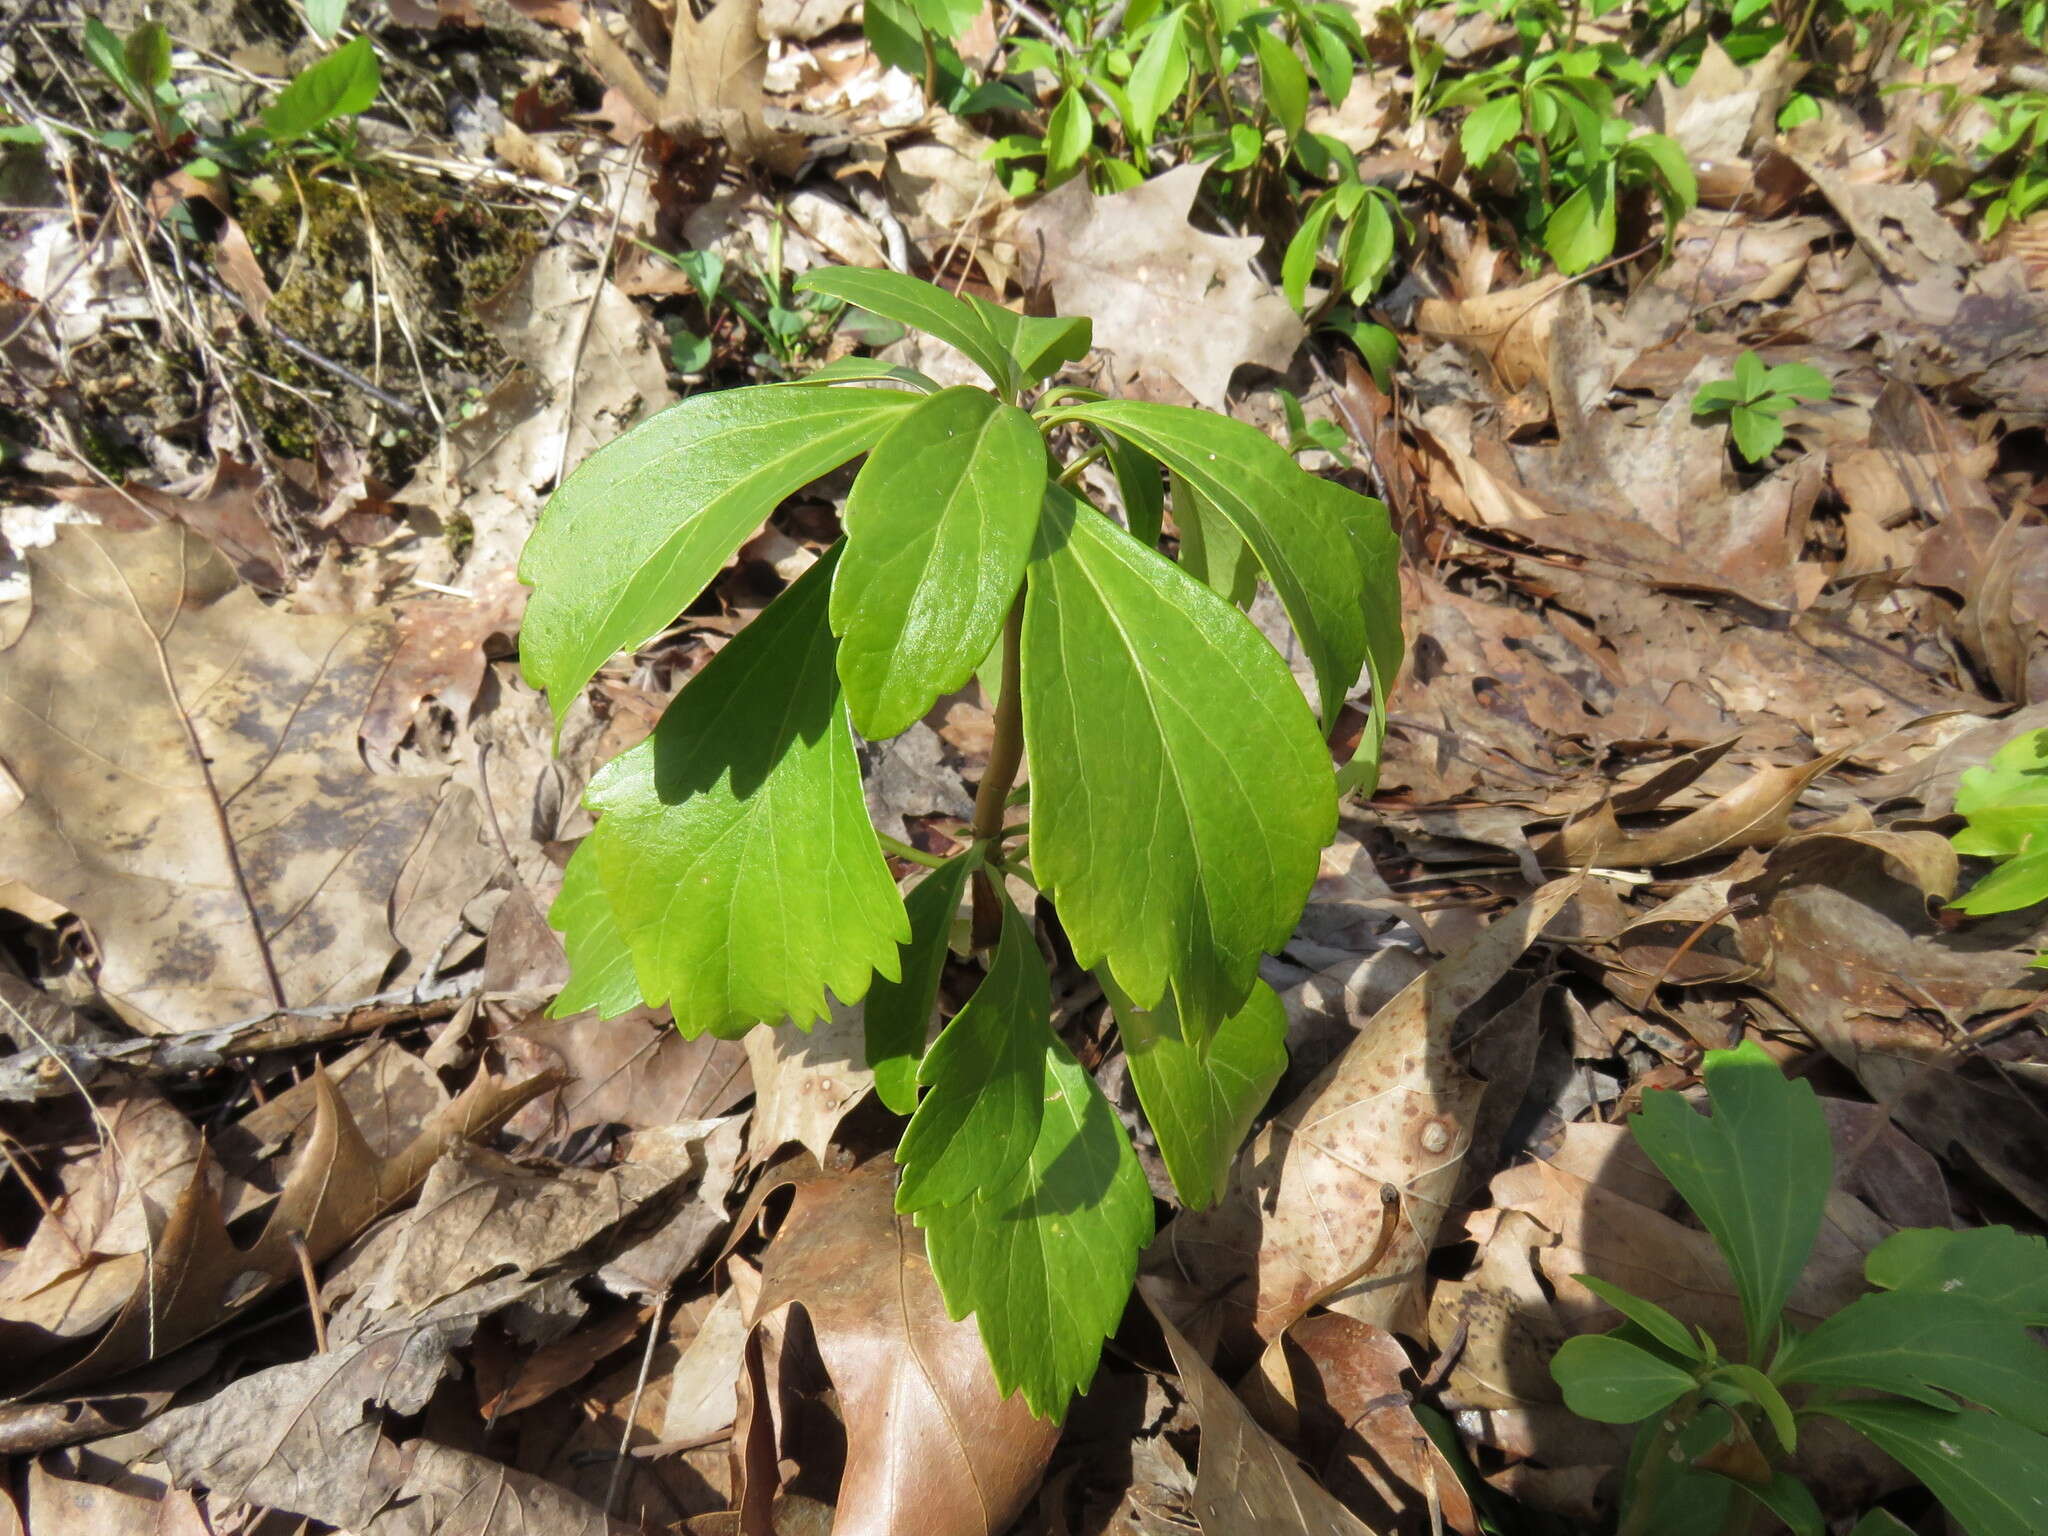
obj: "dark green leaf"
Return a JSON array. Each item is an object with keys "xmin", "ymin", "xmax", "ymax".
[
  {"xmin": 1847, "ymin": 1512, "xmax": 1917, "ymax": 1536},
  {"xmin": 124, "ymin": 22, "xmax": 173, "ymax": 96},
  {"xmin": 1865, "ymin": 1226, "xmax": 2048, "ymax": 1324},
  {"xmin": 1021, "ymin": 486, "xmax": 1335, "ymax": 1038},
  {"xmin": 795, "ymin": 357, "xmax": 942, "ymax": 391},
  {"xmin": 1171, "ymin": 469, "xmax": 1259, "ymax": 608},
  {"xmin": 1621, "ymin": 130, "xmax": 1700, "ymax": 215},
  {"xmin": 1317, "ymin": 476, "xmax": 1402, "ymax": 794},
  {"xmin": 862, "ymin": 0, "xmax": 927, "ymax": 77},
  {"xmin": 1576, "ymin": 1275, "xmax": 1706, "ymax": 1361},
  {"xmin": 1778, "ymin": 1290, "xmax": 2048, "ymax": 1430},
  {"xmin": 1550, "ymin": 1334, "xmax": 1698, "ymax": 1423},
  {"xmin": 1282, "ymin": 193, "xmax": 1341, "ymax": 312},
  {"xmin": 547, "ymin": 837, "xmax": 644, "ymax": 1020},
  {"xmin": 83, "ymin": 19, "xmax": 145, "ymax": 111},
  {"xmin": 864, "ymin": 856, "xmax": 975, "ymax": 1114},
  {"xmin": 1629, "ymin": 1039, "xmax": 1831, "ymax": 1360},
  {"xmin": 793, "ymin": 268, "xmax": 1022, "ymax": 394},
  {"xmin": 262, "ymin": 35, "xmax": 380, "ymax": 144},
  {"xmin": 910, "ymin": 0, "xmax": 979, "ymax": 37},
  {"xmin": 580, "ymin": 549, "xmax": 908, "ymax": 1038},
  {"xmin": 1107, "ymin": 974, "xmax": 1285, "ymax": 1210},
  {"xmin": 1104, "ymin": 430, "xmax": 1165, "ymax": 548},
  {"xmin": 519, "ymin": 385, "xmax": 914, "ymax": 726},
  {"xmin": 1335, "ymin": 319, "xmax": 1399, "ymax": 393},
  {"xmin": 896, "ymin": 900, "xmax": 1051, "ymax": 1210},
  {"xmin": 833, "ymin": 386, "xmax": 1045, "ymax": 738},
  {"xmin": 1743, "ymin": 1472, "xmax": 1824, "ymax": 1536},
  {"xmin": 1825, "ymin": 1400, "xmax": 2048, "ymax": 1536},
  {"xmin": 918, "ymin": 1029, "xmax": 1155, "ymax": 1417},
  {"xmin": 1337, "ymin": 197, "xmax": 1395, "ymax": 302},
  {"xmin": 1708, "ymin": 1363, "xmax": 1797, "ymax": 1452},
  {"xmin": 1056, "ymin": 399, "xmax": 1369, "ymax": 728}
]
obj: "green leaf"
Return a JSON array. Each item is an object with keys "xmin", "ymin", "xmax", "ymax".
[
  {"xmin": 1865, "ymin": 1226, "xmax": 2048, "ymax": 1324},
  {"xmin": 1690, "ymin": 378, "xmax": 1744, "ymax": 415},
  {"xmin": 1708, "ymin": 1362, "xmax": 1797, "ymax": 1452},
  {"xmin": 1044, "ymin": 88, "xmax": 1094, "ymax": 183},
  {"xmin": 917, "ymin": 1029, "xmax": 1155, "ymax": 1417},
  {"xmin": 1124, "ymin": 6, "xmax": 1190, "ymax": 145},
  {"xmin": 1743, "ymin": 1473, "xmax": 1824, "ymax": 1536},
  {"xmin": 83, "ymin": 19, "xmax": 145, "ymax": 110},
  {"xmin": 832, "ymin": 386, "xmax": 1045, "ymax": 738},
  {"xmin": 1544, "ymin": 162, "xmax": 1617, "ymax": 274},
  {"xmin": 863, "ymin": 856, "xmax": 974, "ymax": 1114},
  {"xmin": 1282, "ymin": 192, "xmax": 1341, "ymax": 312},
  {"xmin": 1629, "ymin": 1039, "xmax": 1831, "ymax": 1361},
  {"xmin": 1576, "ymin": 1275, "xmax": 1706, "ymax": 1361},
  {"xmin": 910, "ymin": 0, "xmax": 980, "ymax": 37},
  {"xmin": 795, "ymin": 357, "xmax": 942, "ymax": 391},
  {"xmin": 1320, "ymin": 478, "xmax": 1402, "ymax": 796},
  {"xmin": 1335, "ymin": 319, "xmax": 1399, "ymax": 393},
  {"xmin": 1336, "ymin": 196, "xmax": 1395, "ymax": 302},
  {"xmin": 1171, "ymin": 469, "xmax": 1259, "ymax": 608},
  {"xmin": 305, "ymin": 0, "xmax": 350, "ymax": 42},
  {"xmin": 262, "ymin": 35, "xmax": 380, "ymax": 144},
  {"xmin": 1056, "ymin": 399, "xmax": 1370, "ymax": 728},
  {"xmin": 793, "ymin": 268, "xmax": 1022, "ymax": 395},
  {"xmin": 582, "ymin": 548, "xmax": 908, "ymax": 1038},
  {"xmin": 1107, "ymin": 974, "xmax": 1286, "ymax": 1210},
  {"xmin": 1461, "ymin": 93, "xmax": 1522, "ymax": 167},
  {"xmin": 1947, "ymin": 848, "xmax": 2048, "ymax": 913},
  {"xmin": 1952, "ymin": 728, "xmax": 2048, "ymax": 855},
  {"xmin": 1104, "ymin": 430, "xmax": 1165, "ymax": 548},
  {"xmin": 519, "ymin": 385, "xmax": 915, "ymax": 726},
  {"xmin": 862, "ymin": 0, "xmax": 927, "ymax": 76},
  {"xmin": 896, "ymin": 898, "xmax": 1052, "ymax": 1210},
  {"xmin": 1734, "ymin": 350, "xmax": 1768, "ymax": 400},
  {"xmin": 1778, "ymin": 1290, "xmax": 2048, "ymax": 1430},
  {"xmin": 1764, "ymin": 361, "xmax": 1833, "ymax": 402},
  {"xmin": 547, "ymin": 837, "xmax": 645, "ymax": 1021},
  {"xmin": 1550, "ymin": 1334, "xmax": 1698, "ymax": 1423},
  {"xmin": 1825, "ymin": 1400, "xmax": 2048, "ymax": 1536},
  {"xmin": 966, "ymin": 302, "xmax": 1093, "ymax": 387},
  {"xmin": 124, "ymin": 21, "xmax": 173, "ymax": 97},
  {"xmin": 1847, "ymin": 1512, "xmax": 1917, "ymax": 1536},
  {"xmin": 1622, "ymin": 130, "xmax": 1699, "ymax": 215},
  {"xmin": 1252, "ymin": 27, "xmax": 1309, "ymax": 138},
  {"xmin": 1022, "ymin": 487, "xmax": 1335, "ymax": 1034},
  {"xmin": 1729, "ymin": 403, "xmax": 1785, "ymax": 463}
]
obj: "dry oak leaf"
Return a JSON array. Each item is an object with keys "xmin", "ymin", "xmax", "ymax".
[
  {"xmin": 1158, "ymin": 879, "xmax": 1582, "ymax": 1346},
  {"xmin": 1021, "ymin": 163, "xmax": 1306, "ymax": 410},
  {"xmin": 1140, "ymin": 1283, "xmax": 1380, "ymax": 1536},
  {"xmin": 2, "ymin": 1062, "xmax": 554, "ymax": 1393},
  {"xmin": 24, "ymin": 1462, "xmax": 209, "ymax": 1536},
  {"xmin": 743, "ymin": 1160, "xmax": 1060, "ymax": 1536},
  {"xmin": 0, "ymin": 523, "xmax": 453, "ymax": 1035}
]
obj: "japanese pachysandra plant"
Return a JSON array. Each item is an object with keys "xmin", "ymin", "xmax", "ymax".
[{"xmin": 519, "ymin": 267, "xmax": 1403, "ymax": 1417}]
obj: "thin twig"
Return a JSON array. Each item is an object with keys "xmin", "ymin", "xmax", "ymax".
[{"xmin": 605, "ymin": 1289, "xmax": 670, "ymax": 1516}]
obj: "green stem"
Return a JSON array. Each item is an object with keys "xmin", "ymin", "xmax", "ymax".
[
  {"xmin": 1057, "ymin": 444, "xmax": 1108, "ymax": 487},
  {"xmin": 875, "ymin": 832, "xmax": 952, "ymax": 869},
  {"xmin": 970, "ymin": 593, "xmax": 1027, "ymax": 947}
]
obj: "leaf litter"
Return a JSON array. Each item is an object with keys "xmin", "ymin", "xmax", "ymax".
[{"xmin": 2, "ymin": 0, "xmax": 2047, "ymax": 1527}]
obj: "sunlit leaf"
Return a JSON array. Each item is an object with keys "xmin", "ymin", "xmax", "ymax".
[
  {"xmin": 896, "ymin": 900, "xmax": 1050, "ymax": 1211},
  {"xmin": 1107, "ymin": 974, "xmax": 1286, "ymax": 1210},
  {"xmin": 262, "ymin": 35, "xmax": 380, "ymax": 144},
  {"xmin": 582, "ymin": 549, "xmax": 907, "ymax": 1038},
  {"xmin": 547, "ymin": 837, "xmax": 643, "ymax": 1020},
  {"xmin": 793, "ymin": 268, "xmax": 1023, "ymax": 394},
  {"xmin": 1021, "ymin": 486, "xmax": 1335, "ymax": 1038},
  {"xmin": 520, "ymin": 386, "xmax": 914, "ymax": 727},
  {"xmin": 1778, "ymin": 1290, "xmax": 2048, "ymax": 1430},
  {"xmin": 834, "ymin": 387, "xmax": 1045, "ymax": 738},
  {"xmin": 1055, "ymin": 399, "xmax": 1369, "ymax": 727},
  {"xmin": 918, "ymin": 1029, "xmax": 1155, "ymax": 1417}
]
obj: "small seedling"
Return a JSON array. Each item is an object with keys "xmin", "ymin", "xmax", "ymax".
[
  {"xmin": 1551, "ymin": 1041, "xmax": 2048, "ymax": 1536},
  {"xmin": 1947, "ymin": 726, "xmax": 2048, "ymax": 964},
  {"xmin": 519, "ymin": 266, "xmax": 1403, "ymax": 1417},
  {"xmin": 1690, "ymin": 351, "xmax": 1831, "ymax": 465}
]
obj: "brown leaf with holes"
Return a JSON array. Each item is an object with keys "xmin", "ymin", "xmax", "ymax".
[
  {"xmin": 0, "ymin": 524, "xmax": 470, "ymax": 1034},
  {"xmin": 742, "ymin": 1160, "xmax": 1060, "ymax": 1536}
]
